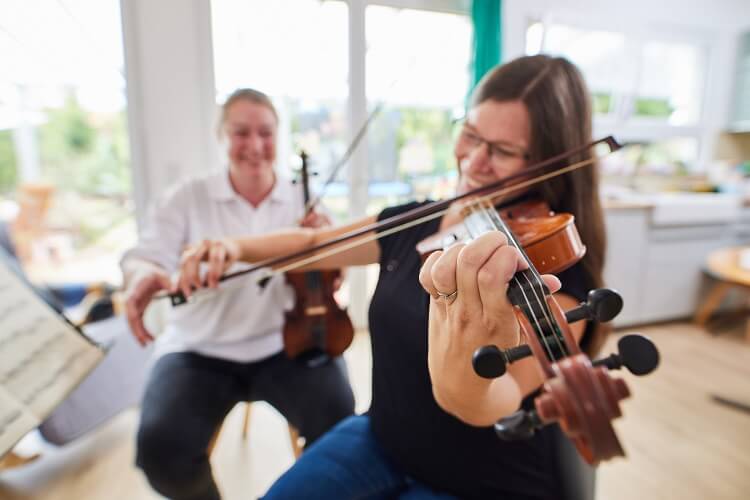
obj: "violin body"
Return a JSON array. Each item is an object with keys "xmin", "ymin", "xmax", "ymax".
[
  {"xmin": 417, "ymin": 199, "xmax": 586, "ymax": 275},
  {"xmin": 284, "ymin": 270, "xmax": 354, "ymax": 360}
]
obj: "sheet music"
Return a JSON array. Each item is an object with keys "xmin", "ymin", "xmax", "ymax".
[
  {"xmin": 0, "ymin": 386, "xmax": 38, "ymax": 456},
  {"xmin": 0, "ymin": 263, "xmax": 103, "ymax": 456}
]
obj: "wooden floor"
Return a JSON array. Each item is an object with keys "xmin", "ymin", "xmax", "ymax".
[{"xmin": 1, "ymin": 321, "xmax": 749, "ymax": 500}]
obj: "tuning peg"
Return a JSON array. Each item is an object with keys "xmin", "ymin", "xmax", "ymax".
[
  {"xmin": 494, "ymin": 408, "xmax": 544, "ymax": 441},
  {"xmin": 592, "ymin": 334, "xmax": 660, "ymax": 376},
  {"xmin": 472, "ymin": 344, "xmax": 532, "ymax": 378},
  {"xmin": 472, "ymin": 332, "xmax": 566, "ymax": 379},
  {"xmin": 473, "ymin": 333, "xmax": 571, "ymax": 378},
  {"xmin": 565, "ymin": 288, "xmax": 623, "ymax": 324}
]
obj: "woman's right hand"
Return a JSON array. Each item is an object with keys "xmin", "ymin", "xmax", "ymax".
[{"xmin": 177, "ymin": 238, "xmax": 241, "ymax": 299}]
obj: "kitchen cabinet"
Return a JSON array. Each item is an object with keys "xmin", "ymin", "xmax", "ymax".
[
  {"xmin": 602, "ymin": 196, "xmax": 750, "ymax": 327},
  {"xmin": 603, "ymin": 208, "xmax": 649, "ymax": 326},
  {"xmin": 637, "ymin": 224, "xmax": 735, "ymax": 323}
]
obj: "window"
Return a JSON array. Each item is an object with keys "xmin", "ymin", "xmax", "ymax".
[
  {"xmin": 365, "ymin": 4, "xmax": 471, "ymax": 214},
  {"xmin": 635, "ymin": 41, "xmax": 705, "ymax": 125},
  {"xmin": 211, "ymin": 0, "xmax": 350, "ymax": 220},
  {"xmin": 526, "ymin": 22, "xmax": 632, "ymax": 117},
  {"xmin": 0, "ymin": 0, "xmax": 133, "ymax": 286},
  {"xmin": 526, "ymin": 20, "xmax": 707, "ymax": 175}
]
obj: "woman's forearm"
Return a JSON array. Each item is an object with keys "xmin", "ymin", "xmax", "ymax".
[
  {"xmin": 233, "ymin": 228, "xmax": 316, "ymax": 263},
  {"xmin": 230, "ymin": 215, "xmax": 381, "ymax": 269}
]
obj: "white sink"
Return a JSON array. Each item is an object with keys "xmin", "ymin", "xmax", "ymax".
[{"xmin": 650, "ymin": 192, "xmax": 741, "ymax": 226}]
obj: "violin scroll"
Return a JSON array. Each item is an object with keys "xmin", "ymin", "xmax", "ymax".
[{"xmin": 491, "ymin": 334, "xmax": 659, "ymax": 464}]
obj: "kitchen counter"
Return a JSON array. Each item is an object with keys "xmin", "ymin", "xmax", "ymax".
[{"xmin": 602, "ymin": 192, "xmax": 750, "ymax": 327}]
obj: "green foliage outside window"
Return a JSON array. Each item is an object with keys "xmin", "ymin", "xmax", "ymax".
[
  {"xmin": 634, "ymin": 97, "xmax": 674, "ymax": 118},
  {"xmin": 592, "ymin": 92, "xmax": 612, "ymax": 115},
  {"xmin": 0, "ymin": 131, "xmax": 17, "ymax": 193},
  {"xmin": 39, "ymin": 95, "xmax": 131, "ymax": 197},
  {"xmin": 395, "ymin": 108, "xmax": 454, "ymax": 178}
]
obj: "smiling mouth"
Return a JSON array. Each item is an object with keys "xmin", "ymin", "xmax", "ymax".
[{"xmin": 240, "ymin": 156, "xmax": 265, "ymax": 165}]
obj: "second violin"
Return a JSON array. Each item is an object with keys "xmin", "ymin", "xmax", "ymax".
[{"xmin": 283, "ymin": 151, "xmax": 354, "ymax": 366}]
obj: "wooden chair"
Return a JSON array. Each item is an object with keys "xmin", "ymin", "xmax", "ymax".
[
  {"xmin": 208, "ymin": 403, "xmax": 302, "ymax": 459},
  {"xmin": 0, "ymin": 451, "xmax": 40, "ymax": 471}
]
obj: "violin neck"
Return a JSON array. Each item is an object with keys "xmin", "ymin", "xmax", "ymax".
[
  {"xmin": 299, "ymin": 150, "xmax": 312, "ymax": 207},
  {"xmin": 462, "ymin": 201, "xmax": 543, "ymax": 283},
  {"xmin": 462, "ymin": 201, "xmax": 567, "ymax": 359}
]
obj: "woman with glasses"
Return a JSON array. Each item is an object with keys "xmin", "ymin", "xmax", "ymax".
[{"xmin": 172, "ymin": 55, "xmax": 607, "ymax": 499}]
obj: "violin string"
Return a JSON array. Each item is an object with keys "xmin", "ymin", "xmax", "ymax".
[
  {"xmin": 511, "ymin": 274, "xmax": 556, "ymax": 360},
  {"xmin": 518, "ymin": 270, "xmax": 568, "ymax": 357},
  {"xmin": 480, "ymin": 202, "xmax": 566, "ymax": 359},
  {"xmin": 487, "ymin": 214, "xmax": 558, "ymax": 360},
  {"xmin": 489, "ymin": 198, "xmax": 568, "ymax": 357}
]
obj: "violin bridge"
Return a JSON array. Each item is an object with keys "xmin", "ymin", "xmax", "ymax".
[
  {"xmin": 305, "ymin": 306, "xmax": 327, "ymax": 316},
  {"xmin": 462, "ymin": 200, "xmax": 505, "ymax": 240}
]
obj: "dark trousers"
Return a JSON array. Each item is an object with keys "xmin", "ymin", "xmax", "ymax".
[{"xmin": 135, "ymin": 351, "xmax": 355, "ymax": 500}]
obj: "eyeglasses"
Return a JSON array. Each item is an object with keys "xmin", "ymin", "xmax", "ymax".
[{"xmin": 455, "ymin": 120, "xmax": 530, "ymax": 167}]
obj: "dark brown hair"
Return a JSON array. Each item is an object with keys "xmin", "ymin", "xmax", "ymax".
[
  {"xmin": 218, "ymin": 88, "xmax": 278, "ymax": 135},
  {"xmin": 471, "ymin": 55, "xmax": 608, "ymax": 355}
]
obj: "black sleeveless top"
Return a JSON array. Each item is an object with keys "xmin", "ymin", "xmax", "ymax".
[{"xmin": 368, "ymin": 201, "xmax": 592, "ymax": 500}]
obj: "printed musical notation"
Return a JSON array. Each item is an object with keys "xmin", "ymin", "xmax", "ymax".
[{"xmin": 0, "ymin": 263, "xmax": 103, "ymax": 457}]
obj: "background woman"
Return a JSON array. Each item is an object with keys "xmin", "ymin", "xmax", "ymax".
[{"xmin": 121, "ymin": 88, "xmax": 354, "ymax": 500}]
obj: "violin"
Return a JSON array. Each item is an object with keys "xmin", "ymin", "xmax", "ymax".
[
  {"xmin": 283, "ymin": 151, "xmax": 354, "ymax": 366},
  {"xmin": 448, "ymin": 198, "xmax": 659, "ymax": 464},
  {"xmin": 417, "ymin": 198, "xmax": 586, "ymax": 275},
  {"xmin": 166, "ymin": 135, "xmax": 659, "ymax": 462}
]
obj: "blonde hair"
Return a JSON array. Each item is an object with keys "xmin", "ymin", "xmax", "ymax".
[{"xmin": 217, "ymin": 88, "xmax": 278, "ymax": 136}]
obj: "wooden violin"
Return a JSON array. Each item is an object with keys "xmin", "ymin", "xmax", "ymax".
[
  {"xmin": 284, "ymin": 151, "xmax": 354, "ymax": 366},
  {"xmin": 453, "ymin": 199, "xmax": 659, "ymax": 464},
  {"xmin": 417, "ymin": 198, "xmax": 586, "ymax": 275}
]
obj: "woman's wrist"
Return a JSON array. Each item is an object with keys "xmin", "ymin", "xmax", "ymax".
[
  {"xmin": 221, "ymin": 237, "xmax": 242, "ymax": 262},
  {"xmin": 437, "ymin": 371, "xmax": 522, "ymax": 427}
]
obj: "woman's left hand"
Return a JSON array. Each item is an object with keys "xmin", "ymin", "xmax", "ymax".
[{"xmin": 418, "ymin": 231, "xmax": 560, "ymax": 425}]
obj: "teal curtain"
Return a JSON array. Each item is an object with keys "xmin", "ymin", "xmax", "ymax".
[{"xmin": 469, "ymin": 0, "xmax": 502, "ymax": 96}]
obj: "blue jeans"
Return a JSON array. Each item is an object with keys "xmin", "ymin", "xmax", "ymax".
[{"xmin": 262, "ymin": 415, "xmax": 457, "ymax": 500}]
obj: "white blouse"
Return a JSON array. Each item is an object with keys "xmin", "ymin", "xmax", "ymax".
[{"xmin": 121, "ymin": 169, "xmax": 306, "ymax": 362}]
